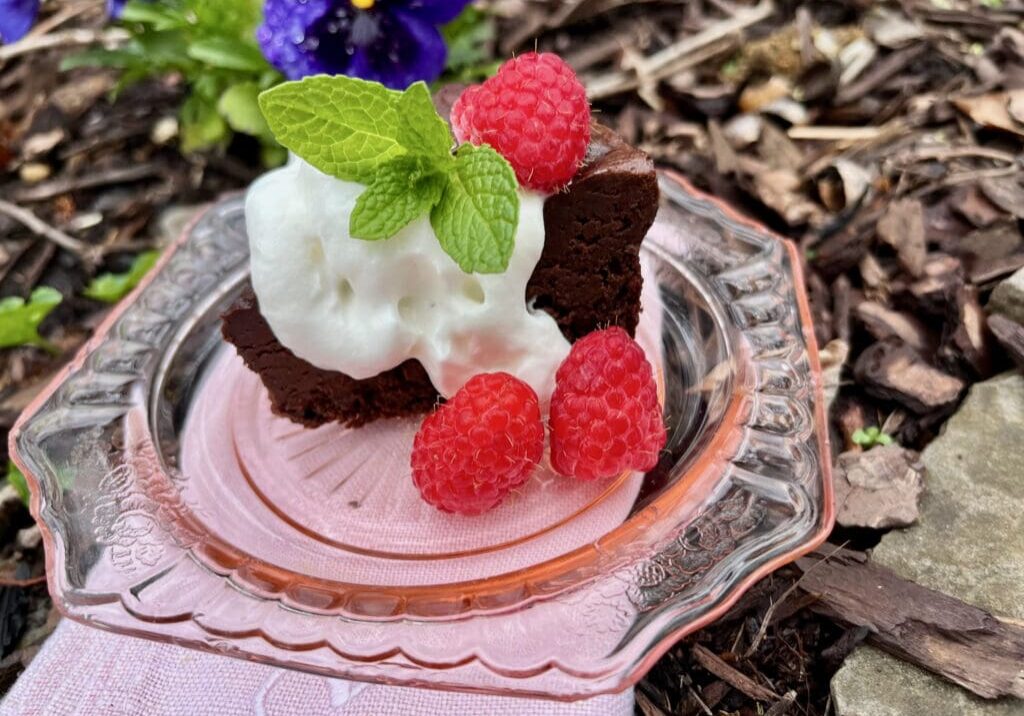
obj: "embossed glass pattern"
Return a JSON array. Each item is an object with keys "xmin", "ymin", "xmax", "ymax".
[{"xmin": 10, "ymin": 172, "xmax": 834, "ymax": 700}]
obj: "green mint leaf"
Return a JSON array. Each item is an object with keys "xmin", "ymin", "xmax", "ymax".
[
  {"xmin": 0, "ymin": 287, "xmax": 62, "ymax": 352},
  {"xmin": 259, "ymin": 76, "xmax": 404, "ymax": 183},
  {"xmin": 5, "ymin": 462, "xmax": 29, "ymax": 506},
  {"xmin": 430, "ymin": 144, "xmax": 519, "ymax": 274},
  {"xmin": 877, "ymin": 433, "xmax": 894, "ymax": 446},
  {"xmin": 851, "ymin": 428, "xmax": 869, "ymax": 446},
  {"xmin": 397, "ymin": 81, "xmax": 453, "ymax": 158},
  {"xmin": 350, "ymin": 157, "xmax": 446, "ymax": 241},
  {"xmin": 84, "ymin": 251, "xmax": 160, "ymax": 304}
]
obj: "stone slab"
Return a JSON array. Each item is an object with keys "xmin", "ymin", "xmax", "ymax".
[
  {"xmin": 871, "ymin": 372, "xmax": 1024, "ymax": 617},
  {"xmin": 833, "ymin": 648, "xmax": 1024, "ymax": 716},
  {"xmin": 832, "ymin": 373, "xmax": 1024, "ymax": 715},
  {"xmin": 989, "ymin": 267, "xmax": 1024, "ymax": 324}
]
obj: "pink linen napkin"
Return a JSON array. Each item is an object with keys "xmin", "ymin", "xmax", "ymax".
[{"xmin": 0, "ymin": 620, "xmax": 633, "ymax": 715}]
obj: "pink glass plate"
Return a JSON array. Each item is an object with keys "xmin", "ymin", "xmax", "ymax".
[{"xmin": 10, "ymin": 172, "xmax": 834, "ymax": 700}]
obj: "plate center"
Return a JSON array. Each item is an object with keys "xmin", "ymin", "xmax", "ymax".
[{"xmin": 226, "ymin": 361, "xmax": 644, "ymax": 559}]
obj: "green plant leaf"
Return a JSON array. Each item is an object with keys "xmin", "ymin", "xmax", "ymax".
[
  {"xmin": 84, "ymin": 251, "xmax": 160, "ymax": 304},
  {"xmin": 187, "ymin": 37, "xmax": 267, "ymax": 72},
  {"xmin": 397, "ymin": 81, "xmax": 453, "ymax": 158},
  {"xmin": 350, "ymin": 157, "xmax": 447, "ymax": 241},
  {"xmin": 180, "ymin": 92, "xmax": 230, "ymax": 152},
  {"xmin": 258, "ymin": 76, "xmax": 405, "ymax": 183},
  {"xmin": 218, "ymin": 82, "xmax": 271, "ymax": 138},
  {"xmin": 441, "ymin": 6, "xmax": 497, "ymax": 82},
  {"xmin": 0, "ymin": 287, "xmax": 62, "ymax": 352},
  {"xmin": 852, "ymin": 426, "xmax": 896, "ymax": 449},
  {"xmin": 65, "ymin": 0, "xmax": 274, "ymax": 155},
  {"xmin": 134, "ymin": 29, "xmax": 195, "ymax": 68},
  {"xmin": 120, "ymin": 1, "xmax": 188, "ymax": 30},
  {"xmin": 61, "ymin": 48, "xmax": 147, "ymax": 71},
  {"xmin": 257, "ymin": 69, "xmax": 283, "ymax": 90},
  {"xmin": 5, "ymin": 462, "xmax": 29, "ymax": 506},
  {"xmin": 429, "ymin": 144, "xmax": 519, "ymax": 274},
  {"xmin": 260, "ymin": 142, "xmax": 288, "ymax": 168},
  {"xmin": 439, "ymin": 60, "xmax": 502, "ymax": 86},
  {"xmin": 186, "ymin": 0, "xmax": 263, "ymax": 39}
]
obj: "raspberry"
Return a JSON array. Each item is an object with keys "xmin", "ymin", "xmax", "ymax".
[
  {"xmin": 550, "ymin": 328, "xmax": 666, "ymax": 481},
  {"xmin": 411, "ymin": 372, "xmax": 544, "ymax": 516},
  {"xmin": 451, "ymin": 52, "xmax": 591, "ymax": 193}
]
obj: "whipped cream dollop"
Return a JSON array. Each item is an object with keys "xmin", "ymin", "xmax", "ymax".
[{"xmin": 246, "ymin": 158, "xmax": 571, "ymax": 402}]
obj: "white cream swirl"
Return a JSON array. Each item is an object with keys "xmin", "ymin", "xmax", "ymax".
[{"xmin": 246, "ymin": 158, "xmax": 570, "ymax": 402}]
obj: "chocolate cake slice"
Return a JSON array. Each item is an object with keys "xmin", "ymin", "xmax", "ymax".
[
  {"xmin": 222, "ymin": 123, "xmax": 659, "ymax": 427},
  {"xmin": 529, "ymin": 123, "xmax": 657, "ymax": 340},
  {"xmin": 222, "ymin": 288, "xmax": 440, "ymax": 427}
]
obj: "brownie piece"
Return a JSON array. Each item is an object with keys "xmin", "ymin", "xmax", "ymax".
[
  {"xmin": 528, "ymin": 124, "xmax": 658, "ymax": 340},
  {"xmin": 222, "ymin": 123, "xmax": 659, "ymax": 427},
  {"xmin": 222, "ymin": 288, "xmax": 439, "ymax": 427}
]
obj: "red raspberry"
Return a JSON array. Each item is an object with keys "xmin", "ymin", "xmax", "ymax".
[
  {"xmin": 451, "ymin": 52, "xmax": 591, "ymax": 193},
  {"xmin": 411, "ymin": 373, "xmax": 544, "ymax": 516},
  {"xmin": 550, "ymin": 328, "xmax": 666, "ymax": 481}
]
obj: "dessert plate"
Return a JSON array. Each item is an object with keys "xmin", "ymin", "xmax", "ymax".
[{"xmin": 10, "ymin": 172, "xmax": 833, "ymax": 700}]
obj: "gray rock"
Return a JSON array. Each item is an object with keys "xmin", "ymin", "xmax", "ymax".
[
  {"xmin": 833, "ymin": 648, "xmax": 1024, "ymax": 716},
  {"xmin": 832, "ymin": 373, "xmax": 1024, "ymax": 714},
  {"xmin": 833, "ymin": 446, "xmax": 925, "ymax": 529},
  {"xmin": 989, "ymin": 267, "xmax": 1024, "ymax": 324},
  {"xmin": 872, "ymin": 372, "xmax": 1024, "ymax": 617}
]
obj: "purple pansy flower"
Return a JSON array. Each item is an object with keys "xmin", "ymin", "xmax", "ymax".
[
  {"xmin": 0, "ymin": 0, "xmax": 38, "ymax": 44},
  {"xmin": 258, "ymin": 0, "xmax": 472, "ymax": 89},
  {"xmin": 0, "ymin": 0, "xmax": 128, "ymax": 44}
]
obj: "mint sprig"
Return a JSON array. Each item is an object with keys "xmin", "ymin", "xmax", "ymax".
[
  {"xmin": 397, "ymin": 81, "xmax": 454, "ymax": 158},
  {"xmin": 259, "ymin": 76, "xmax": 521, "ymax": 274},
  {"xmin": 260, "ymin": 76, "xmax": 403, "ymax": 184},
  {"xmin": 432, "ymin": 144, "xmax": 518, "ymax": 274},
  {"xmin": 350, "ymin": 156, "xmax": 446, "ymax": 241}
]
